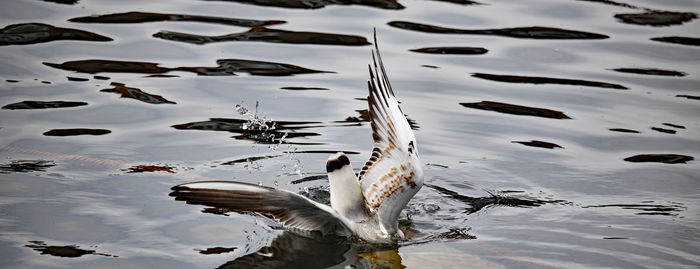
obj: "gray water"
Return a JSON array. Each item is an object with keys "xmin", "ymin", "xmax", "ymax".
[{"xmin": 1, "ymin": 0, "xmax": 699, "ymax": 268}]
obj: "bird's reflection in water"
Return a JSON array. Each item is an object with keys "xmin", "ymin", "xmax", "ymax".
[{"xmin": 218, "ymin": 231, "xmax": 403, "ymax": 269}]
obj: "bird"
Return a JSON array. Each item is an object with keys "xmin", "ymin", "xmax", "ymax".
[{"xmin": 170, "ymin": 30, "xmax": 423, "ymax": 244}]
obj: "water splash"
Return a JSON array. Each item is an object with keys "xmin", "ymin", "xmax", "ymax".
[
  {"xmin": 235, "ymin": 101, "xmax": 274, "ymax": 132},
  {"xmin": 233, "ymin": 102, "xmax": 303, "ymax": 178}
]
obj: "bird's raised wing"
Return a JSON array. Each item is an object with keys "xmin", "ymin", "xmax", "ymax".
[
  {"xmin": 170, "ymin": 181, "xmax": 353, "ymax": 236},
  {"xmin": 359, "ymin": 30, "xmax": 424, "ymax": 233}
]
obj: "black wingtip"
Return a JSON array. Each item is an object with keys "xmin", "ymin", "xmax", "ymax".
[{"xmin": 326, "ymin": 153, "xmax": 350, "ymax": 173}]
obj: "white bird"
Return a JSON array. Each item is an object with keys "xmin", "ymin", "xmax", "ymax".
[{"xmin": 170, "ymin": 30, "xmax": 423, "ymax": 244}]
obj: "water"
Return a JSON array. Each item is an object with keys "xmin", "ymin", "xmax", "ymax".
[{"xmin": 1, "ymin": 0, "xmax": 699, "ymax": 268}]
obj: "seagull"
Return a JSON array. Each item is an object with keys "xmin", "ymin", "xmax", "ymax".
[{"xmin": 170, "ymin": 30, "xmax": 423, "ymax": 244}]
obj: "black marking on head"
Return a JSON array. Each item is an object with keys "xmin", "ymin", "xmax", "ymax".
[{"xmin": 326, "ymin": 154, "xmax": 350, "ymax": 173}]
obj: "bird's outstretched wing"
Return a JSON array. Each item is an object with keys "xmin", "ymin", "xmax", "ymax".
[
  {"xmin": 359, "ymin": 30, "xmax": 424, "ymax": 232},
  {"xmin": 170, "ymin": 181, "xmax": 353, "ymax": 236}
]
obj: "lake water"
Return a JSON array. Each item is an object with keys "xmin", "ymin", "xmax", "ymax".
[{"xmin": 1, "ymin": 0, "xmax": 699, "ymax": 268}]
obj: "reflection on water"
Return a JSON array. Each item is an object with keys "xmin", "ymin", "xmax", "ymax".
[
  {"xmin": 611, "ymin": 67, "xmax": 687, "ymax": 77},
  {"xmin": 624, "ymin": 154, "xmax": 694, "ymax": 164},
  {"xmin": 205, "ymin": 0, "xmax": 404, "ymax": 10},
  {"xmin": 44, "ymin": 58, "xmax": 331, "ymax": 76},
  {"xmin": 511, "ymin": 140, "xmax": 563, "ymax": 149},
  {"xmin": 608, "ymin": 128, "xmax": 640, "ymax": 133},
  {"xmin": 460, "ymin": 101, "xmax": 571, "ymax": 119},
  {"xmin": 124, "ymin": 165, "xmax": 176, "ymax": 174},
  {"xmin": 0, "ymin": 23, "xmax": 112, "ymax": 46},
  {"xmin": 676, "ymin": 94, "xmax": 700, "ymax": 100},
  {"xmin": 388, "ymin": 21, "xmax": 609, "ymax": 39},
  {"xmin": 650, "ymin": 36, "xmax": 700, "ymax": 46},
  {"xmin": 410, "ymin": 46, "xmax": 488, "ymax": 55},
  {"xmin": 198, "ymin": 246, "xmax": 237, "ymax": 255},
  {"xmin": 42, "ymin": 128, "xmax": 112, "ymax": 136},
  {"xmin": 2, "ymin": 101, "xmax": 88, "ymax": 110},
  {"xmin": 70, "ymin": 11, "xmax": 285, "ymax": 27},
  {"xmin": 651, "ymin": 126, "xmax": 676, "ymax": 134},
  {"xmin": 583, "ymin": 202, "xmax": 687, "ymax": 216},
  {"xmin": 614, "ymin": 11, "xmax": 697, "ymax": 26},
  {"xmin": 101, "ymin": 82, "xmax": 176, "ymax": 104},
  {"xmin": 472, "ymin": 73, "xmax": 628, "ymax": 89},
  {"xmin": 154, "ymin": 26, "xmax": 370, "ymax": 46},
  {"xmin": 41, "ymin": 0, "xmax": 79, "ymax": 5},
  {"xmin": 24, "ymin": 241, "xmax": 115, "ymax": 258},
  {"xmin": 0, "ymin": 160, "xmax": 55, "ymax": 173},
  {"xmin": 577, "ymin": 0, "xmax": 638, "ymax": 9},
  {"xmin": 216, "ymin": 232, "xmax": 401, "ymax": 269}
]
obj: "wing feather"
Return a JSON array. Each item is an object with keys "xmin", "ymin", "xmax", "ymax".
[
  {"xmin": 359, "ymin": 30, "xmax": 423, "ymax": 232},
  {"xmin": 170, "ymin": 181, "xmax": 353, "ymax": 236}
]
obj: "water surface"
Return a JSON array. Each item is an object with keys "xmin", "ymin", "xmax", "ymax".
[{"xmin": 1, "ymin": 0, "xmax": 699, "ymax": 268}]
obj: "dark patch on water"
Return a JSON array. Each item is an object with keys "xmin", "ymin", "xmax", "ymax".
[
  {"xmin": 220, "ymin": 155, "xmax": 281, "ymax": 165},
  {"xmin": 203, "ymin": 0, "xmax": 404, "ymax": 10},
  {"xmin": 430, "ymin": 0, "xmax": 482, "ymax": 5},
  {"xmin": 624, "ymin": 154, "xmax": 693, "ymax": 164},
  {"xmin": 662, "ymin": 123, "xmax": 685, "ymax": 129},
  {"xmin": 280, "ymin": 86, "xmax": 329, "ymax": 91},
  {"xmin": 410, "ymin": 46, "xmax": 488, "ymax": 55},
  {"xmin": 6, "ymin": 79, "xmax": 20, "ymax": 83},
  {"xmin": 0, "ymin": 23, "xmax": 112, "ymax": 46},
  {"xmin": 41, "ymin": 81, "xmax": 51, "ymax": 84},
  {"xmin": 177, "ymin": 58, "xmax": 332, "ymax": 76},
  {"xmin": 603, "ymin": 237, "xmax": 629, "ymax": 240},
  {"xmin": 614, "ymin": 11, "xmax": 697, "ymax": 26},
  {"xmin": 460, "ymin": 101, "xmax": 571, "ymax": 119},
  {"xmin": 93, "ymin": 75, "xmax": 110, "ymax": 80},
  {"xmin": 197, "ymin": 246, "xmax": 237, "ymax": 255},
  {"xmin": 171, "ymin": 118, "xmax": 322, "ymax": 144},
  {"xmin": 124, "ymin": 165, "xmax": 176, "ymax": 174},
  {"xmin": 426, "ymin": 163, "xmax": 449, "ymax": 168},
  {"xmin": 472, "ymin": 73, "xmax": 628, "ymax": 89},
  {"xmin": 387, "ymin": 21, "xmax": 609, "ymax": 39},
  {"xmin": 512, "ymin": 140, "xmax": 563, "ymax": 149},
  {"xmin": 145, "ymin": 74, "xmax": 180, "ymax": 78},
  {"xmin": 2, "ymin": 100, "xmax": 87, "ymax": 110},
  {"xmin": 101, "ymin": 82, "xmax": 176, "ymax": 104},
  {"xmin": 24, "ymin": 241, "xmax": 115, "ymax": 258},
  {"xmin": 66, "ymin": 76, "xmax": 89, "ymax": 82},
  {"xmin": 611, "ymin": 68, "xmax": 687, "ymax": 77},
  {"xmin": 576, "ymin": 0, "xmax": 638, "ymax": 9},
  {"xmin": 44, "ymin": 59, "xmax": 331, "ymax": 76},
  {"xmin": 44, "ymin": 60, "xmax": 170, "ymax": 74},
  {"xmin": 0, "ymin": 160, "xmax": 55, "ymax": 173},
  {"xmin": 676, "ymin": 94, "xmax": 700, "ymax": 100},
  {"xmin": 43, "ymin": 128, "xmax": 111, "ymax": 136},
  {"xmin": 609, "ymin": 128, "xmax": 640, "ymax": 133},
  {"xmin": 291, "ymin": 174, "xmax": 328, "ymax": 184},
  {"xmin": 583, "ymin": 202, "xmax": 686, "ymax": 216},
  {"xmin": 651, "ymin": 127, "xmax": 676, "ymax": 134},
  {"xmin": 154, "ymin": 26, "xmax": 370, "ymax": 46},
  {"xmin": 286, "ymin": 150, "xmax": 360, "ymax": 155},
  {"xmin": 421, "ymin": 65, "xmax": 439, "ymax": 69},
  {"xmin": 69, "ymin": 11, "xmax": 284, "ymax": 27},
  {"xmin": 426, "ymin": 184, "xmax": 568, "ymax": 214},
  {"xmin": 651, "ymin": 36, "xmax": 700, "ymax": 46},
  {"xmin": 41, "ymin": 0, "xmax": 79, "ymax": 4}
]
